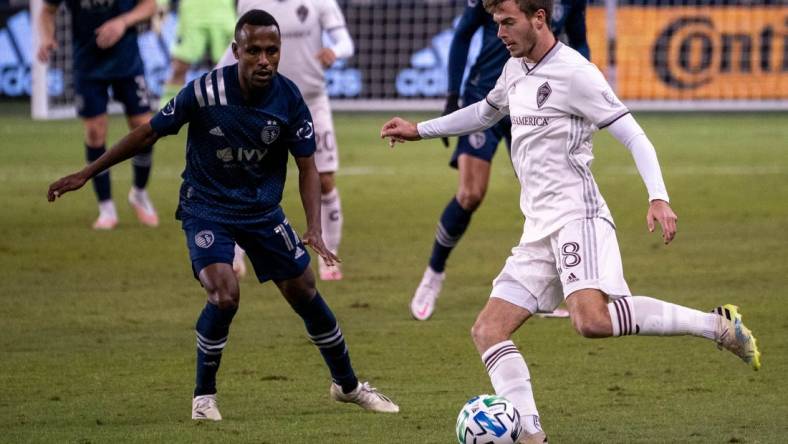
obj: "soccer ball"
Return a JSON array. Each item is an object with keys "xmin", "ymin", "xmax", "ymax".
[{"xmin": 455, "ymin": 394, "xmax": 522, "ymax": 444}]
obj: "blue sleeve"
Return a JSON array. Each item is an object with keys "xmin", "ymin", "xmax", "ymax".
[
  {"xmin": 287, "ymin": 98, "xmax": 317, "ymax": 158},
  {"xmin": 149, "ymin": 80, "xmax": 199, "ymax": 136},
  {"xmin": 447, "ymin": 1, "xmax": 486, "ymax": 95}
]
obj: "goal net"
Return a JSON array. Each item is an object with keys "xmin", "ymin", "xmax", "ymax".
[{"xmin": 30, "ymin": 0, "xmax": 786, "ymax": 118}]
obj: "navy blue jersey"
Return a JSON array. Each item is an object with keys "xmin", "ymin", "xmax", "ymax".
[
  {"xmin": 150, "ymin": 64, "xmax": 316, "ymax": 225},
  {"xmin": 552, "ymin": 0, "xmax": 590, "ymax": 60},
  {"xmin": 447, "ymin": 0, "xmax": 509, "ymax": 101},
  {"xmin": 45, "ymin": 0, "xmax": 144, "ymax": 79}
]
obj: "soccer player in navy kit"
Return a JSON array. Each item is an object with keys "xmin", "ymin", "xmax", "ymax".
[
  {"xmin": 551, "ymin": 0, "xmax": 590, "ymax": 60},
  {"xmin": 37, "ymin": 0, "xmax": 160, "ymax": 229},
  {"xmin": 48, "ymin": 10, "xmax": 399, "ymax": 420}
]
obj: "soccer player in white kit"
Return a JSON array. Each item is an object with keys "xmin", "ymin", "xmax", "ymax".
[
  {"xmin": 219, "ymin": 1, "xmax": 354, "ymax": 280},
  {"xmin": 381, "ymin": 0, "xmax": 761, "ymax": 441}
]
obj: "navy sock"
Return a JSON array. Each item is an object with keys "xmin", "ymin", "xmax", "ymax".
[
  {"xmin": 429, "ymin": 198, "xmax": 474, "ymax": 273},
  {"xmin": 292, "ymin": 292, "xmax": 358, "ymax": 393},
  {"xmin": 194, "ymin": 302, "xmax": 238, "ymax": 396},
  {"xmin": 85, "ymin": 144, "xmax": 111, "ymax": 201},
  {"xmin": 132, "ymin": 145, "xmax": 154, "ymax": 189}
]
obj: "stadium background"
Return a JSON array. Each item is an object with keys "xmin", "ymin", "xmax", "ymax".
[
  {"xmin": 2, "ymin": 0, "xmax": 785, "ymax": 109},
  {"xmin": 1, "ymin": 0, "xmax": 786, "ymax": 443}
]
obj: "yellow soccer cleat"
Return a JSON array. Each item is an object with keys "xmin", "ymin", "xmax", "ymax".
[{"xmin": 712, "ymin": 304, "xmax": 761, "ymax": 371}]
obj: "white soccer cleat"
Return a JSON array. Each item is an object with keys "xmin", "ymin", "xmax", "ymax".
[
  {"xmin": 712, "ymin": 304, "xmax": 761, "ymax": 371},
  {"xmin": 318, "ymin": 256, "xmax": 343, "ymax": 281},
  {"xmin": 127, "ymin": 188, "xmax": 159, "ymax": 227},
  {"xmin": 92, "ymin": 200, "xmax": 118, "ymax": 230},
  {"xmin": 92, "ymin": 214, "xmax": 118, "ymax": 230},
  {"xmin": 330, "ymin": 381, "xmax": 399, "ymax": 413},
  {"xmin": 232, "ymin": 244, "xmax": 247, "ymax": 279},
  {"xmin": 192, "ymin": 394, "xmax": 222, "ymax": 421},
  {"xmin": 410, "ymin": 267, "xmax": 445, "ymax": 321}
]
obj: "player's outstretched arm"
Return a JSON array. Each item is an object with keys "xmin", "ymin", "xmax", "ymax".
[
  {"xmin": 294, "ymin": 155, "xmax": 340, "ymax": 266},
  {"xmin": 380, "ymin": 117, "xmax": 421, "ymax": 148},
  {"xmin": 48, "ymin": 123, "xmax": 161, "ymax": 202}
]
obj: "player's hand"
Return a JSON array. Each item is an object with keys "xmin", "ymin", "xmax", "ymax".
[
  {"xmin": 647, "ymin": 199, "xmax": 677, "ymax": 245},
  {"xmin": 95, "ymin": 17, "xmax": 127, "ymax": 49},
  {"xmin": 380, "ymin": 117, "xmax": 421, "ymax": 148},
  {"xmin": 316, "ymin": 48, "xmax": 337, "ymax": 69},
  {"xmin": 37, "ymin": 38, "xmax": 57, "ymax": 63},
  {"xmin": 301, "ymin": 229, "xmax": 341, "ymax": 266},
  {"xmin": 440, "ymin": 93, "xmax": 460, "ymax": 148},
  {"xmin": 47, "ymin": 172, "xmax": 89, "ymax": 202}
]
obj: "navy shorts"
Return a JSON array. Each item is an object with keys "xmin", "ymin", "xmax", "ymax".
[
  {"xmin": 450, "ymin": 92, "xmax": 512, "ymax": 168},
  {"xmin": 74, "ymin": 73, "xmax": 152, "ymax": 118},
  {"xmin": 181, "ymin": 211, "xmax": 311, "ymax": 283}
]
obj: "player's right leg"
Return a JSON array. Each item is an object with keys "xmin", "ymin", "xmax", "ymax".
[
  {"xmin": 411, "ymin": 152, "xmax": 491, "ymax": 321},
  {"xmin": 471, "ymin": 298, "xmax": 546, "ymax": 443},
  {"xmin": 182, "ymin": 215, "xmax": 240, "ymax": 420}
]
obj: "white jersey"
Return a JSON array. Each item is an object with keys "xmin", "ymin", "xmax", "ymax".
[
  {"xmin": 485, "ymin": 42, "xmax": 630, "ymax": 243},
  {"xmin": 235, "ymin": 0, "xmax": 347, "ymax": 99}
]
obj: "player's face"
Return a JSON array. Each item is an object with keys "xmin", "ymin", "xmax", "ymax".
[
  {"xmin": 492, "ymin": 0, "xmax": 541, "ymax": 58},
  {"xmin": 233, "ymin": 24, "xmax": 281, "ymax": 91}
]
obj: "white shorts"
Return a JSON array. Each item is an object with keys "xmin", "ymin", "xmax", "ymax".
[
  {"xmin": 491, "ymin": 218, "xmax": 631, "ymax": 314},
  {"xmin": 305, "ymin": 94, "xmax": 338, "ymax": 173}
]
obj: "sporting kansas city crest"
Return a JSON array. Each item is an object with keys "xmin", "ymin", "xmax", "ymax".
[
  {"xmin": 536, "ymin": 82, "xmax": 552, "ymax": 108},
  {"xmin": 261, "ymin": 120, "xmax": 280, "ymax": 144}
]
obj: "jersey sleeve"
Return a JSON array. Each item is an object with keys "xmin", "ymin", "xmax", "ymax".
[
  {"xmin": 567, "ymin": 64, "xmax": 629, "ymax": 129},
  {"xmin": 318, "ymin": 0, "xmax": 347, "ymax": 31},
  {"xmin": 447, "ymin": 1, "xmax": 486, "ymax": 95},
  {"xmin": 286, "ymin": 98, "xmax": 317, "ymax": 158},
  {"xmin": 149, "ymin": 80, "xmax": 199, "ymax": 136},
  {"xmin": 485, "ymin": 61, "xmax": 510, "ymax": 114}
]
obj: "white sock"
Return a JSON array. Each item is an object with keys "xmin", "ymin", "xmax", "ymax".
[
  {"xmin": 321, "ymin": 188, "xmax": 343, "ymax": 253},
  {"xmin": 482, "ymin": 340, "xmax": 542, "ymax": 434},
  {"xmin": 608, "ymin": 296, "xmax": 717, "ymax": 339},
  {"xmin": 98, "ymin": 200, "xmax": 117, "ymax": 219}
]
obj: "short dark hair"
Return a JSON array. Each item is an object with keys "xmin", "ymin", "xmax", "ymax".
[
  {"xmin": 483, "ymin": 0, "xmax": 553, "ymax": 24},
  {"xmin": 234, "ymin": 9, "xmax": 280, "ymax": 40}
]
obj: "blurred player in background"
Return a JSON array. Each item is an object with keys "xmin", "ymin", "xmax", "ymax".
[
  {"xmin": 383, "ymin": 0, "xmax": 760, "ymax": 440},
  {"xmin": 221, "ymin": 0, "xmax": 354, "ymax": 281},
  {"xmin": 159, "ymin": 0, "xmax": 236, "ymax": 104},
  {"xmin": 37, "ymin": 0, "xmax": 159, "ymax": 230},
  {"xmin": 551, "ymin": 0, "xmax": 589, "ymax": 60},
  {"xmin": 411, "ymin": 0, "xmax": 590, "ymax": 320},
  {"xmin": 48, "ymin": 10, "xmax": 399, "ymax": 420}
]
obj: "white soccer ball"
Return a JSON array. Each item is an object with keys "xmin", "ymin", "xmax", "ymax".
[{"xmin": 455, "ymin": 394, "xmax": 522, "ymax": 444}]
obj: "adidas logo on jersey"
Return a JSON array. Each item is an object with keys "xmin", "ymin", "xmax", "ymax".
[
  {"xmin": 566, "ymin": 272, "xmax": 579, "ymax": 284},
  {"xmin": 294, "ymin": 246, "xmax": 305, "ymax": 259},
  {"xmin": 209, "ymin": 126, "xmax": 224, "ymax": 137}
]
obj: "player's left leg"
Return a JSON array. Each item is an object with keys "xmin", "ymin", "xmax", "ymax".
[
  {"xmin": 275, "ymin": 268, "xmax": 399, "ymax": 413},
  {"xmin": 116, "ymin": 75, "xmax": 158, "ymax": 227},
  {"xmin": 560, "ymin": 219, "xmax": 760, "ymax": 370},
  {"xmin": 242, "ymin": 213, "xmax": 398, "ymax": 412}
]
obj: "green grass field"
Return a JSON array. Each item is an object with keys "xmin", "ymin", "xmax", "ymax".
[{"xmin": 1, "ymin": 104, "xmax": 787, "ymax": 443}]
